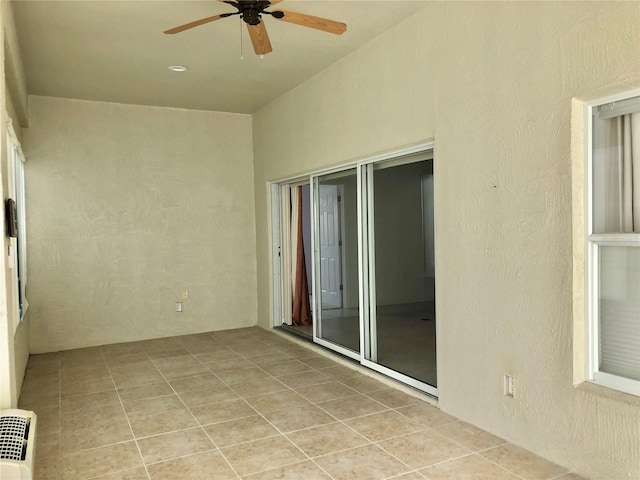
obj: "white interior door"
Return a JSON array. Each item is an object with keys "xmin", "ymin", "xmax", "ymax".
[{"xmin": 319, "ymin": 185, "xmax": 342, "ymax": 309}]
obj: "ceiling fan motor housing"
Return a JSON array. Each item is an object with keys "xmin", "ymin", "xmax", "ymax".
[{"xmin": 238, "ymin": 0, "xmax": 272, "ymax": 25}]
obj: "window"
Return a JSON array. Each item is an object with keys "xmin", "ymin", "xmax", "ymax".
[
  {"xmin": 7, "ymin": 122, "xmax": 28, "ymax": 327},
  {"xmin": 586, "ymin": 92, "xmax": 640, "ymax": 396}
]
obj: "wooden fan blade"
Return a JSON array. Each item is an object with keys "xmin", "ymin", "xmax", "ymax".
[
  {"xmin": 164, "ymin": 14, "xmax": 225, "ymax": 34},
  {"xmin": 275, "ymin": 10, "xmax": 346, "ymax": 35},
  {"xmin": 247, "ymin": 22, "xmax": 273, "ymax": 55},
  {"xmin": 269, "ymin": 0, "xmax": 284, "ymax": 4}
]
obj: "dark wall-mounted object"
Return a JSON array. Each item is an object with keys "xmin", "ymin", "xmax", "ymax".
[{"xmin": 5, "ymin": 198, "xmax": 17, "ymax": 238}]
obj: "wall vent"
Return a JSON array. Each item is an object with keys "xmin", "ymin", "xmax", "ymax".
[{"xmin": 0, "ymin": 410, "xmax": 37, "ymax": 480}]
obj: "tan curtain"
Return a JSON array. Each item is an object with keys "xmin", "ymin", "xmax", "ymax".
[
  {"xmin": 291, "ymin": 186, "xmax": 311, "ymax": 325},
  {"xmin": 605, "ymin": 112, "xmax": 640, "ymax": 232}
]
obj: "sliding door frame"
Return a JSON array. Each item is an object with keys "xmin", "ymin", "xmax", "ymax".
[
  {"xmin": 271, "ymin": 141, "xmax": 438, "ymax": 397},
  {"xmin": 312, "ymin": 165, "xmax": 361, "ymax": 361},
  {"xmin": 358, "ymin": 149, "xmax": 437, "ymax": 397}
]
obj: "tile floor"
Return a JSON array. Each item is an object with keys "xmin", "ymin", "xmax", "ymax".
[{"xmin": 18, "ymin": 327, "xmax": 586, "ymax": 480}]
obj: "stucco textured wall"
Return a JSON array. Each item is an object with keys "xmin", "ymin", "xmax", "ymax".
[
  {"xmin": 25, "ymin": 96, "xmax": 257, "ymax": 352},
  {"xmin": 252, "ymin": 2, "xmax": 640, "ymax": 478}
]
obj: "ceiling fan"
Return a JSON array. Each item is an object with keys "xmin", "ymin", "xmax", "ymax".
[{"xmin": 164, "ymin": 0, "xmax": 347, "ymax": 56}]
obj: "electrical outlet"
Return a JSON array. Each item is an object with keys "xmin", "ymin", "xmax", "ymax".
[
  {"xmin": 504, "ymin": 374, "xmax": 514, "ymax": 397},
  {"xmin": 176, "ymin": 302, "xmax": 183, "ymax": 312}
]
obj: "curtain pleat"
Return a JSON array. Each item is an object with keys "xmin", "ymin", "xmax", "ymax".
[
  {"xmin": 605, "ymin": 113, "xmax": 639, "ymax": 233},
  {"xmin": 623, "ymin": 112, "xmax": 640, "ymax": 232}
]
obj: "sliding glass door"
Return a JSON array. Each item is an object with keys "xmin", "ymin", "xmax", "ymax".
[
  {"xmin": 362, "ymin": 155, "xmax": 436, "ymax": 389},
  {"xmin": 308, "ymin": 146, "xmax": 436, "ymax": 395},
  {"xmin": 313, "ymin": 168, "xmax": 361, "ymax": 357}
]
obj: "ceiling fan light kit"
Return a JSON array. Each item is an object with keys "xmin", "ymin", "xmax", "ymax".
[{"xmin": 164, "ymin": 0, "xmax": 347, "ymax": 56}]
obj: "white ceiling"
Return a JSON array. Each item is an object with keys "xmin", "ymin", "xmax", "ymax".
[{"xmin": 13, "ymin": 0, "xmax": 424, "ymax": 114}]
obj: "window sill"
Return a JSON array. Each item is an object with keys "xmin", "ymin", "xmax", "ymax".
[{"xmin": 576, "ymin": 381, "xmax": 640, "ymax": 408}]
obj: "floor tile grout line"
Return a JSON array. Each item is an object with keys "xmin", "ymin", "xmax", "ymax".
[
  {"xmin": 264, "ymin": 379, "xmax": 419, "ymax": 479},
  {"xmin": 548, "ymin": 473, "xmax": 574, "ymax": 480},
  {"xmin": 414, "ymin": 425, "xmax": 511, "ymax": 462},
  {"xmin": 202, "ymin": 333, "xmax": 342, "ymax": 479},
  {"xmin": 310, "ymin": 438, "xmax": 416, "ymax": 478},
  {"xmin": 192, "ymin": 338, "xmax": 336, "ymax": 479},
  {"xmin": 472, "ymin": 441, "xmax": 513, "ymax": 454},
  {"xmin": 147, "ymin": 350, "xmax": 243, "ymax": 480},
  {"xmin": 415, "ymin": 451, "xmax": 504, "ymax": 477},
  {"xmin": 476, "ymin": 453, "xmax": 533, "ymax": 480},
  {"xmin": 282, "ymin": 429, "xmax": 372, "ymax": 456},
  {"xmin": 244, "ymin": 457, "xmax": 336, "ymax": 480},
  {"xmin": 368, "ymin": 424, "xmax": 453, "ymax": 447},
  {"xmin": 55, "ymin": 348, "xmax": 153, "ymax": 474},
  {"xmin": 272, "ymin": 376, "xmax": 335, "ymax": 390},
  {"xmin": 547, "ymin": 467, "xmax": 574, "ymax": 480},
  {"xmin": 413, "ymin": 448, "xmax": 532, "ymax": 480},
  {"xmin": 355, "ymin": 386, "xmax": 423, "ymax": 411},
  {"xmin": 317, "ymin": 389, "xmax": 389, "ymax": 406},
  {"xmin": 476, "ymin": 443, "xmax": 569, "ymax": 480},
  {"xmin": 104, "ymin": 346, "xmax": 153, "ymax": 480},
  {"xmin": 385, "ymin": 470, "xmax": 428, "ymax": 480},
  {"xmin": 230, "ymin": 397, "xmax": 340, "ymax": 480},
  {"xmin": 325, "ymin": 413, "xmax": 420, "ymax": 477},
  {"xmin": 389, "ymin": 403, "xmax": 458, "ymax": 420},
  {"xmin": 295, "ymin": 383, "xmax": 362, "ymax": 404},
  {"xmin": 82, "ymin": 464, "xmax": 150, "ymax": 480},
  {"xmin": 138, "ymin": 447, "xmax": 223, "ymax": 468}
]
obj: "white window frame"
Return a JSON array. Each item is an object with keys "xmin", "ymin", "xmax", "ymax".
[
  {"xmin": 6, "ymin": 119, "xmax": 28, "ymax": 329},
  {"xmin": 584, "ymin": 90, "xmax": 640, "ymax": 397}
]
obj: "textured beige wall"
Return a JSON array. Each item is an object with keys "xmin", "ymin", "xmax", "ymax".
[
  {"xmin": 253, "ymin": 2, "xmax": 640, "ymax": 478},
  {"xmin": 25, "ymin": 96, "xmax": 257, "ymax": 352},
  {"xmin": 5, "ymin": 90, "xmax": 22, "ymax": 141}
]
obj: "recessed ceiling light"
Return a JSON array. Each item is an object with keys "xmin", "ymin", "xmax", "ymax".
[{"xmin": 168, "ymin": 65, "xmax": 188, "ymax": 72}]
